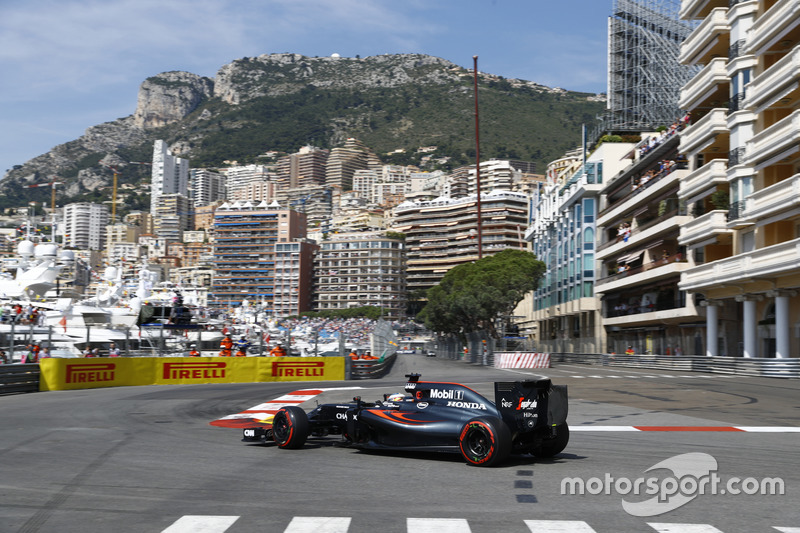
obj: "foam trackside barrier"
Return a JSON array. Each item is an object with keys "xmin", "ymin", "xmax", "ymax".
[
  {"xmin": 493, "ymin": 352, "xmax": 551, "ymax": 369},
  {"xmin": 38, "ymin": 357, "xmax": 346, "ymax": 391}
]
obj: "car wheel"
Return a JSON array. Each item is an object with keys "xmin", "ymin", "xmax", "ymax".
[
  {"xmin": 459, "ymin": 416, "xmax": 511, "ymax": 467},
  {"xmin": 531, "ymin": 423, "xmax": 569, "ymax": 458},
  {"xmin": 272, "ymin": 406, "xmax": 309, "ymax": 449}
]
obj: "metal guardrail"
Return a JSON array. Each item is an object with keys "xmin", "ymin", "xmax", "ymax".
[
  {"xmin": 349, "ymin": 353, "xmax": 397, "ymax": 380},
  {"xmin": 550, "ymin": 353, "xmax": 800, "ymax": 379},
  {"xmin": 0, "ymin": 364, "xmax": 41, "ymax": 395}
]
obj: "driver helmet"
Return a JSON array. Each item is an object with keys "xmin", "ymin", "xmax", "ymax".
[{"xmin": 386, "ymin": 393, "xmax": 407, "ymax": 402}]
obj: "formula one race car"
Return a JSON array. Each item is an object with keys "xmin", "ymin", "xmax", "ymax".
[{"xmin": 242, "ymin": 373, "xmax": 568, "ymax": 466}]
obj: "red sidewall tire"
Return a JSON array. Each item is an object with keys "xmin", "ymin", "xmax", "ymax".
[
  {"xmin": 273, "ymin": 406, "xmax": 309, "ymax": 449},
  {"xmin": 459, "ymin": 416, "xmax": 511, "ymax": 467}
]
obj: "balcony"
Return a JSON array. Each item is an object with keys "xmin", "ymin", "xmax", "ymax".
[
  {"xmin": 679, "ymin": 7, "xmax": 730, "ymax": 66},
  {"xmin": 597, "ymin": 169, "xmax": 686, "ymax": 228},
  {"xmin": 747, "ymin": 0, "xmax": 800, "ymax": 56},
  {"xmin": 679, "ymin": 210, "xmax": 733, "ymax": 247},
  {"xmin": 741, "ymin": 173, "xmax": 800, "ymax": 224},
  {"xmin": 678, "ymin": 158, "xmax": 728, "ymax": 203},
  {"xmin": 680, "ymin": 237, "xmax": 800, "ymax": 292},
  {"xmin": 679, "ymin": 58, "xmax": 729, "ymax": 111},
  {"xmin": 680, "ymin": 0, "xmax": 728, "ymax": 20},
  {"xmin": 746, "ymin": 46, "xmax": 800, "ymax": 113},
  {"xmin": 596, "ymin": 214, "xmax": 688, "ymax": 261},
  {"xmin": 596, "ymin": 258, "xmax": 691, "ymax": 295},
  {"xmin": 679, "ymin": 108, "xmax": 729, "ymax": 156},
  {"xmin": 746, "ymin": 110, "xmax": 800, "ymax": 168}
]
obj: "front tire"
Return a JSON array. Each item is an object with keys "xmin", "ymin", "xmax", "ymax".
[
  {"xmin": 531, "ymin": 424, "xmax": 569, "ymax": 458},
  {"xmin": 459, "ymin": 416, "xmax": 511, "ymax": 467},
  {"xmin": 272, "ymin": 406, "xmax": 309, "ymax": 449}
]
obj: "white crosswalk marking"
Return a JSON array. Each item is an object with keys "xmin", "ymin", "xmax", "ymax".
[
  {"xmin": 773, "ymin": 528, "xmax": 800, "ymax": 532},
  {"xmin": 408, "ymin": 518, "xmax": 471, "ymax": 532},
  {"xmin": 161, "ymin": 515, "xmax": 239, "ymax": 533},
  {"xmin": 524, "ymin": 519, "xmax": 597, "ymax": 532},
  {"xmin": 284, "ymin": 516, "xmax": 351, "ymax": 533},
  {"xmin": 648, "ymin": 524, "xmax": 725, "ymax": 532}
]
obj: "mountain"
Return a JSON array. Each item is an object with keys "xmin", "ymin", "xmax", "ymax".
[{"xmin": 0, "ymin": 53, "xmax": 606, "ymax": 213}]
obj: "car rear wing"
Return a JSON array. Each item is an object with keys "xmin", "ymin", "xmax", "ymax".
[{"xmin": 494, "ymin": 379, "xmax": 568, "ymax": 431}]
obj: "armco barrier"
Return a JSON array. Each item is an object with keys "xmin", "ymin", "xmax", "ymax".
[
  {"xmin": 550, "ymin": 353, "xmax": 800, "ymax": 378},
  {"xmin": 349, "ymin": 353, "xmax": 396, "ymax": 379},
  {"xmin": 0, "ymin": 364, "xmax": 40, "ymax": 395},
  {"xmin": 39, "ymin": 356, "xmax": 346, "ymax": 391},
  {"xmin": 494, "ymin": 352, "xmax": 551, "ymax": 369}
]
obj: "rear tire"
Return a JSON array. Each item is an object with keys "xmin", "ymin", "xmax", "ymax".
[
  {"xmin": 531, "ymin": 424, "xmax": 569, "ymax": 458},
  {"xmin": 272, "ymin": 406, "xmax": 309, "ymax": 449},
  {"xmin": 459, "ymin": 416, "xmax": 511, "ymax": 467}
]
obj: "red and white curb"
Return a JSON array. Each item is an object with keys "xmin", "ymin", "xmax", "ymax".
[
  {"xmin": 571, "ymin": 426, "xmax": 800, "ymax": 432},
  {"xmin": 209, "ymin": 387, "xmax": 362, "ymax": 429}
]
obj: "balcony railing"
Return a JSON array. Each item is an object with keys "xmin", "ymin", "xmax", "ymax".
[
  {"xmin": 678, "ymin": 158, "xmax": 728, "ymax": 201},
  {"xmin": 746, "ymin": 110, "xmax": 800, "ymax": 168}
]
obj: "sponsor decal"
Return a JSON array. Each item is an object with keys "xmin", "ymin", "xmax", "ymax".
[
  {"xmin": 416, "ymin": 402, "xmax": 429, "ymax": 409},
  {"xmin": 517, "ymin": 398, "xmax": 537, "ymax": 410},
  {"xmin": 243, "ymin": 428, "xmax": 256, "ymax": 438},
  {"xmin": 273, "ymin": 361, "xmax": 325, "ymax": 378},
  {"xmin": 163, "ymin": 361, "xmax": 226, "ymax": 380},
  {"xmin": 336, "ymin": 412, "xmax": 348, "ymax": 420},
  {"xmin": 523, "ymin": 412, "xmax": 539, "ymax": 418},
  {"xmin": 429, "ymin": 388, "xmax": 465, "ymax": 400},
  {"xmin": 405, "ymin": 382, "xmax": 417, "ymax": 390},
  {"xmin": 501, "ymin": 398, "xmax": 513, "ymax": 408},
  {"xmin": 66, "ymin": 363, "xmax": 115, "ymax": 384},
  {"xmin": 447, "ymin": 401, "xmax": 487, "ymax": 410}
]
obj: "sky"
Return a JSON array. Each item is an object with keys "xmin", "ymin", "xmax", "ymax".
[{"xmin": 0, "ymin": 0, "xmax": 612, "ymax": 178}]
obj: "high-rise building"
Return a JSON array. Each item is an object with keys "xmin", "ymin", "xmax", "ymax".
[
  {"xmin": 314, "ymin": 232, "xmax": 407, "ymax": 320},
  {"xmin": 63, "ymin": 202, "xmax": 109, "ymax": 250},
  {"xmin": 190, "ymin": 169, "xmax": 226, "ymax": 207},
  {"xmin": 676, "ymin": 0, "xmax": 800, "ymax": 358},
  {"xmin": 275, "ymin": 146, "xmax": 329, "ymax": 190},
  {"xmin": 211, "ymin": 202, "xmax": 312, "ymax": 312},
  {"xmin": 325, "ymin": 138, "xmax": 381, "ymax": 192},
  {"xmin": 154, "ymin": 194, "xmax": 193, "ymax": 242},
  {"xmin": 224, "ymin": 165, "xmax": 270, "ymax": 199},
  {"xmin": 392, "ymin": 191, "xmax": 529, "ymax": 295},
  {"xmin": 150, "ymin": 140, "xmax": 189, "ymax": 217}
]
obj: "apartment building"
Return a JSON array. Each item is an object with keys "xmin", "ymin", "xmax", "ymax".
[
  {"xmin": 523, "ymin": 141, "xmax": 634, "ymax": 354},
  {"xmin": 211, "ymin": 203, "xmax": 311, "ymax": 311},
  {"xmin": 190, "ymin": 169, "xmax": 226, "ymax": 207},
  {"xmin": 63, "ymin": 202, "xmax": 109, "ymax": 251},
  {"xmin": 677, "ymin": 0, "xmax": 800, "ymax": 357},
  {"xmin": 325, "ymin": 138, "xmax": 382, "ymax": 192},
  {"xmin": 273, "ymin": 240, "xmax": 318, "ymax": 317},
  {"xmin": 274, "ymin": 146, "xmax": 329, "ymax": 190},
  {"xmin": 150, "ymin": 140, "xmax": 189, "ymax": 217},
  {"xmin": 313, "ymin": 232, "xmax": 407, "ymax": 320},
  {"xmin": 595, "ymin": 130, "xmax": 698, "ymax": 355},
  {"xmin": 153, "ymin": 194, "xmax": 193, "ymax": 242},
  {"xmin": 392, "ymin": 190, "xmax": 529, "ymax": 295}
]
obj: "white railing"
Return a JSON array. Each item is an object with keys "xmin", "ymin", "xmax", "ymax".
[
  {"xmin": 746, "ymin": 46, "xmax": 800, "ymax": 111},
  {"xmin": 746, "ymin": 110, "xmax": 800, "ymax": 167},
  {"xmin": 679, "ymin": 108, "xmax": 728, "ymax": 155},
  {"xmin": 679, "ymin": 58, "xmax": 728, "ymax": 110},
  {"xmin": 742, "ymin": 174, "xmax": 800, "ymax": 222},
  {"xmin": 679, "ymin": 7, "xmax": 730, "ymax": 65},
  {"xmin": 748, "ymin": 0, "xmax": 800, "ymax": 55},
  {"xmin": 679, "ymin": 158, "xmax": 728, "ymax": 201},
  {"xmin": 679, "ymin": 210, "xmax": 731, "ymax": 246}
]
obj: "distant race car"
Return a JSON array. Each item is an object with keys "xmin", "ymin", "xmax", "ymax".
[{"xmin": 242, "ymin": 373, "xmax": 569, "ymax": 466}]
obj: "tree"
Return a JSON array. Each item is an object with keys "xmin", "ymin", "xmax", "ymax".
[{"xmin": 417, "ymin": 249, "xmax": 545, "ymax": 337}]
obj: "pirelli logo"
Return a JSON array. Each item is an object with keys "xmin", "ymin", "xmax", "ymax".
[
  {"xmin": 273, "ymin": 361, "xmax": 325, "ymax": 378},
  {"xmin": 66, "ymin": 363, "xmax": 116, "ymax": 384},
  {"xmin": 163, "ymin": 361, "xmax": 227, "ymax": 380}
]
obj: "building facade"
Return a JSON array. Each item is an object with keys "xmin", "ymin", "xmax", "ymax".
[
  {"xmin": 211, "ymin": 203, "xmax": 311, "ymax": 311},
  {"xmin": 63, "ymin": 202, "xmax": 109, "ymax": 250},
  {"xmin": 677, "ymin": 0, "xmax": 800, "ymax": 358},
  {"xmin": 150, "ymin": 140, "xmax": 189, "ymax": 217},
  {"xmin": 313, "ymin": 233, "xmax": 407, "ymax": 320}
]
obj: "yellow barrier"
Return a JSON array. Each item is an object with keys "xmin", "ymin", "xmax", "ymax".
[{"xmin": 38, "ymin": 357, "xmax": 346, "ymax": 391}]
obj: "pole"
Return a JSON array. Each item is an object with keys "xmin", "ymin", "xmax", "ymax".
[
  {"xmin": 112, "ymin": 169, "xmax": 118, "ymax": 223},
  {"xmin": 473, "ymin": 55, "xmax": 483, "ymax": 260}
]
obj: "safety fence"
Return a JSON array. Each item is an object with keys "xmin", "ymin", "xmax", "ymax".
[
  {"xmin": 0, "ymin": 364, "xmax": 40, "ymax": 395},
  {"xmin": 348, "ymin": 354, "xmax": 396, "ymax": 380},
  {"xmin": 550, "ymin": 353, "xmax": 800, "ymax": 378}
]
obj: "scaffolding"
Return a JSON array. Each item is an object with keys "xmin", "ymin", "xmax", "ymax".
[{"xmin": 599, "ymin": 0, "xmax": 699, "ymax": 135}]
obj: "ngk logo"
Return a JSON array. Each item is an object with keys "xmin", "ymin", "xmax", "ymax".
[
  {"xmin": 163, "ymin": 362, "xmax": 226, "ymax": 380},
  {"xmin": 66, "ymin": 363, "xmax": 115, "ymax": 384},
  {"xmin": 273, "ymin": 361, "xmax": 325, "ymax": 377}
]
